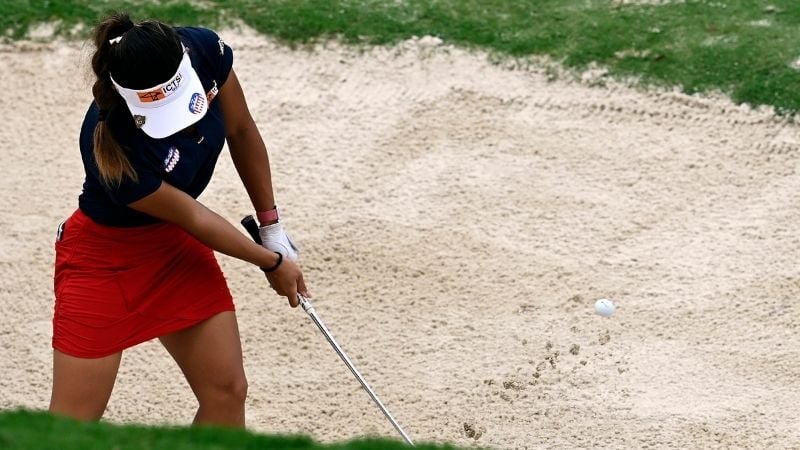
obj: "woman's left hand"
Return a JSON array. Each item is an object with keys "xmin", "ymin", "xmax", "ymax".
[{"xmin": 265, "ymin": 257, "xmax": 309, "ymax": 308}]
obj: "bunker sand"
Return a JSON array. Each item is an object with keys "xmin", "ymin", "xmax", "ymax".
[{"xmin": 1, "ymin": 30, "xmax": 799, "ymax": 449}]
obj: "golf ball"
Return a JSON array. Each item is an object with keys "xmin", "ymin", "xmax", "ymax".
[{"xmin": 594, "ymin": 298, "xmax": 616, "ymax": 317}]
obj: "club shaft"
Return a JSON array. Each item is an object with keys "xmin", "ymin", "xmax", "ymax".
[
  {"xmin": 239, "ymin": 216, "xmax": 413, "ymax": 445},
  {"xmin": 299, "ymin": 295, "xmax": 414, "ymax": 446}
]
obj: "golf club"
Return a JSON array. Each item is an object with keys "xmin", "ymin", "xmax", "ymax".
[{"xmin": 241, "ymin": 215, "xmax": 414, "ymax": 446}]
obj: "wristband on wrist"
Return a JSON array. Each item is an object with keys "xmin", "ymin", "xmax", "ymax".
[
  {"xmin": 256, "ymin": 206, "xmax": 279, "ymax": 225},
  {"xmin": 261, "ymin": 252, "xmax": 283, "ymax": 273}
]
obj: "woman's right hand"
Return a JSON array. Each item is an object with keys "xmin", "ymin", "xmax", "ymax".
[{"xmin": 265, "ymin": 257, "xmax": 309, "ymax": 308}]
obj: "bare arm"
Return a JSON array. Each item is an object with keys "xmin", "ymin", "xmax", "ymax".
[
  {"xmin": 219, "ymin": 70, "xmax": 276, "ymax": 217},
  {"xmin": 128, "ymin": 183, "xmax": 306, "ymax": 306},
  {"xmin": 129, "ymin": 182, "xmax": 274, "ymax": 267}
]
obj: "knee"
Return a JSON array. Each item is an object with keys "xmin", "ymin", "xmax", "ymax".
[
  {"xmin": 228, "ymin": 375, "xmax": 248, "ymax": 404},
  {"xmin": 202, "ymin": 373, "xmax": 248, "ymax": 406}
]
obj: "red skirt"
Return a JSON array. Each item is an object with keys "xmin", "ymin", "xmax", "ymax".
[{"xmin": 53, "ymin": 209, "xmax": 235, "ymax": 358}]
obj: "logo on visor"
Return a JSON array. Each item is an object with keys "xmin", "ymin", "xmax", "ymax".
[
  {"xmin": 137, "ymin": 73, "xmax": 183, "ymax": 103},
  {"xmin": 188, "ymin": 92, "xmax": 205, "ymax": 114}
]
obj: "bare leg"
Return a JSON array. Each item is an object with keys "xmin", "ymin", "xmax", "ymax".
[
  {"xmin": 49, "ymin": 350, "xmax": 122, "ymax": 421},
  {"xmin": 159, "ymin": 311, "xmax": 248, "ymax": 427}
]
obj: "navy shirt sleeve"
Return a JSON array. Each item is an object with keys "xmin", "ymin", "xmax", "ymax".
[
  {"xmin": 91, "ymin": 102, "xmax": 165, "ymax": 206},
  {"xmin": 180, "ymin": 27, "xmax": 234, "ymax": 89},
  {"xmin": 106, "ymin": 146, "xmax": 163, "ymax": 206},
  {"xmin": 78, "ymin": 104, "xmax": 165, "ymax": 226}
]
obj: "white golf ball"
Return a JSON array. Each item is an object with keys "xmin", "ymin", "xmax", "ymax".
[{"xmin": 594, "ymin": 298, "xmax": 616, "ymax": 317}]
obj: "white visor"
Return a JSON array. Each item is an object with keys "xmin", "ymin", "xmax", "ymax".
[{"xmin": 110, "ymin": 47, "xmax": 208, "ymax": 139}]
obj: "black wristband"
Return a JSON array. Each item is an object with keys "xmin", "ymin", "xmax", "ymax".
[{"xmin": 261, "ymin": 252, "xmax": 283, "ymax": 273}]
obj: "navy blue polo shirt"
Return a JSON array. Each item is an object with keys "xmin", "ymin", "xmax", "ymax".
[{"xmin": 78, "ymin": 27, "xmax": 234, "ymax": 227}]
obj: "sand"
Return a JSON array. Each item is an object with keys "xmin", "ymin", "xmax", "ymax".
[{"xmin": 1, "ymin": 29, "xmax": 799, "ymax": 449}]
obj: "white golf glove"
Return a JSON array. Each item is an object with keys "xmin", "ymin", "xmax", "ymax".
[{"xmin": 258, "ymin": 222, "xmax": 299, "ymax": 261}]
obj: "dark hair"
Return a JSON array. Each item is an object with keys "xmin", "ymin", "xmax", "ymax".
[{"xmin": 91, "ymin": 13, "xmax": 183, "ymax": 184}]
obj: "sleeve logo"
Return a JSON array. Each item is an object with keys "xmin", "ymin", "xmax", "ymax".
[
  {"xmin": 163, "ymin": 146, "xmax": 181, "ymax": 173},
  {"xmin": 206, "ymin": 80, "xmax": 219, "ymax": 103}
]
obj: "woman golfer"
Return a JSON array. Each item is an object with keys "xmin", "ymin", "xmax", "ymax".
[{"xmin": 50, "ymin": 13, "xmax": 308, "ymax": 427}]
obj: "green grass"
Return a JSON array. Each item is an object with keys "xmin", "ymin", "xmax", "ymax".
[
  {"xmin": 3, "ymin": 1, "xmax": 800, "ymax": 112},
  {"xmin": 0, "ymin": 409, "xmax": 461, "ymax": 450}
]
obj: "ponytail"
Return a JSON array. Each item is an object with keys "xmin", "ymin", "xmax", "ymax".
[
  {"xmin": 91, "ymin": 13, "xmax": 137, "ymax": 185},
  {"xmin": 89, "ymin": 13, "xmax": 183, "ymax": 184}
]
